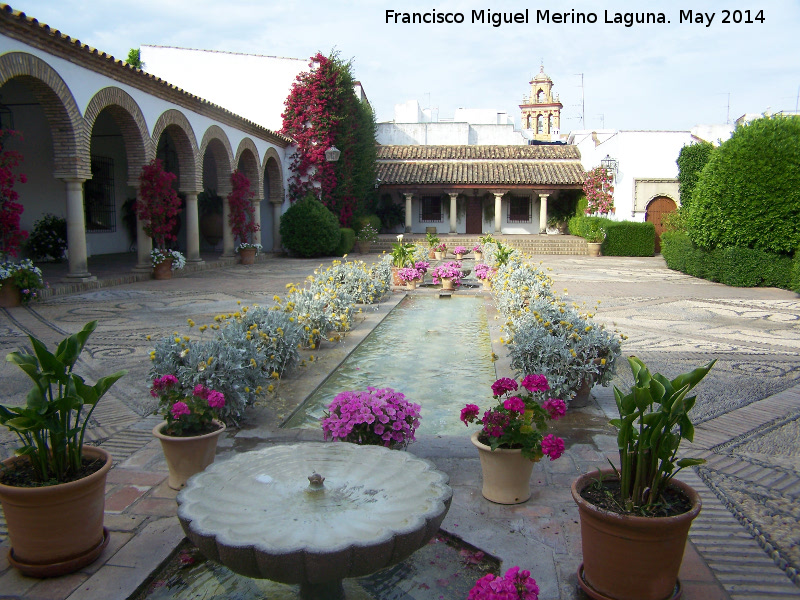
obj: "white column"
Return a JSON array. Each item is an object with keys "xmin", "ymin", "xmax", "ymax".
[
  {"xmin": 448, "ymin": 193, "xmax": 458, "ymax": 234},
  {"xmin": 403, "ymin": 193, "xmax": 413, "ymax": 233},
  {"xmin": 539, "ymin": 193, "xmax": 549, "ymax": 234},
  {"xmin": 61, "ymin": 178, "xmax": 94, "ymax": 281},
  {"xmin": 184, "ymin": 191, "xmax": 202, "ymax": 263},
  {"xmin": 222, "ymin": 197, "xmax": 235, "ymax": 257},
  {"xmin": 252, "ymin": 199, "xmax": 262, "ymax": 246},
  {"xmin": 493, "ymin": 193, "xmax": 503, "ymax": 234},
  {"xmin": 271, "ymin": 200, "xmax": 282, "ymax": 252}
]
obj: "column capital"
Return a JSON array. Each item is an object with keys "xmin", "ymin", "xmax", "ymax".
[{"xmin": 491, "ymin": 190, "xmax": 508, "ymax": 198}]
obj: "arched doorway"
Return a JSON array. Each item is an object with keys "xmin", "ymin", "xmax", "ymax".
[{"xmin": 645, "ymin": 196, "xmax": 677, "ymax": 253}]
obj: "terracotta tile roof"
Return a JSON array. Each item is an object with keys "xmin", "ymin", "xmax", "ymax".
[
  {"xmin": 376, "ymin": 145, "xmax": 584, "ymax": 186},
  {"xmin": 377, "ymin": 145, "xmax": 580, "ymax": 160}
]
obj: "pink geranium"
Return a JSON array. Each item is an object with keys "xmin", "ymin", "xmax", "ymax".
[
  {"xmin": 541, "ymin": 434, "xmax": 565, "ymax": 460},
  {"xmin": 150, "ymin": 377, "xmax": 226, "ymax": 436},
  {"xmin": 543, "ymin": 398, "xmax": 566, "ymax": 420},
  {"xmin": 469, "ymin": 566, "xmax": 539, "ymax": 600}
]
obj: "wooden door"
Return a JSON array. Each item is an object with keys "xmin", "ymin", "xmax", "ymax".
[
  {"xmin": 645, "ymin": 196, "xmax": 677, "ymax": 253},
  {"xmin": 466, "ymin": 196, "xmax": 482, "ymax": 234}
]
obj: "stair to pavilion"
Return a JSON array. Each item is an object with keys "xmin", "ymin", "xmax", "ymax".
[{"xmin": 370, "ymin": 234, "xmax": 588, "ymax": 256}]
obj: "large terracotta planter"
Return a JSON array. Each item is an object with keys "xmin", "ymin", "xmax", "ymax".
[
  {"xmin": 238, "ymin": 247, "xmax": 256, "ymax": 265},
  {"xmin": 390, "ymin": 266, "xmax": 404, "ymax": 286},
  {"xmin": 152, "ymin": 258, "xmax": 173, "ymax": 280},
  {"xmin": 471, "ymin": 432, "xmax": 534, "ymax": 504},
  {"xmin": 0, "ymin": 277, "xmax": 22, "ymax": 307},
  {"xmin": 0, "ymin": 446, "xmax": 112, "ymax": 577},
  {"xmin": 153, "ymin": 420, "xmax": 226, "ymax": 490},
  {"xmin": 571, "ymin": 469, "xmax": 701, "ymax": 600}
]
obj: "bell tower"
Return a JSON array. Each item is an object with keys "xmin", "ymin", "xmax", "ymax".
[{"xmin": 520, "ymin": 64, "xmax": 563, "ymax": 141}]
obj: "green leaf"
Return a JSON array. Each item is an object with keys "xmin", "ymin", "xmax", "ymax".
[
  {"xmin": 632, "ymin": 385, "xmax": 653, "ymax": 411},
  {"xmin": 648, "ymin": 378, "xmax": 666, "ymax": 405},
  {"xmin": 671, "ymin": 360, "xmax": 716, "ymax": 391},
  {"xmin": 30, "ymin": 335, "xmax": 66, "ymax": 382},
  {"xmin": 678, "ymin": 415, "xmax": 695, "ymax": 442},
  {"xmin": 6, "ymin": 351, "xmax": 41, "ymax": 382},
  {"xmin": 677, "ymin": 458, "xmax": 706, "ymax": 468}
]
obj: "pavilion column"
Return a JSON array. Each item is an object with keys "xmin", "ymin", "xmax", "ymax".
[
  {"xmin": 252, "ymin": 199, "xmax": 262, "ymax": 246},
  {"xmin": 221, "ymin": 197, "xmax": 235, "ymax": 257},
  {"xmin": 61, "ymin": 178, "xmax": 94, "ymax": 281},
  {"xmin": 184, "ymin": 190, "xmax": 202, "ymax": 263},
  {"xmin": 448, "ymin": 193, "xmax": 458, "ymax": 234},
  {"xmin": 403, "ymin": 193, "xmax": 413, "ymax": 233},
  {"xmin": 539, "ymin": 193, "xmax": 549, "ymax": 234},
  {"xmin": 271, "ymin": 199, "xmax": 283, "ymax": 252},
  {"xmin": 493, "ymin": 192, "xmax": 503, "ymax": 234}
]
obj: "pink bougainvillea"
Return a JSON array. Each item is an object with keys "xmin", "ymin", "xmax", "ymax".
[
  {"xmin": 137, "ymin": 159, "xmax": 182, "ymax": 250},
  {"xmin": 0, "ymin": 130, "xmax": 28, "ymax": 257},
  {"xmin": 583, "ymin": 166, "xmax": 615, "ymax": 215},
  {"xmin": 227, "ymin": 170, "xmax": 259, "ymax": 246}
]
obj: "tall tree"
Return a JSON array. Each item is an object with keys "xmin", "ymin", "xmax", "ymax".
[{"xmin": 280, "ymin": 52, "xmax": 377, "ymax": 227}]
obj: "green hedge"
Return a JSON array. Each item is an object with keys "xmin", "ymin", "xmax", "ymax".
[
  {"xmin": 335, "ymin": 228, "xmax": 355, "ymax": 256},
  {"xmin": 793, "ymin": 251, "xmax": 800, "ymax": 293},
  {"xmin": 661, "ymin": 231, "xmax": 795, "ymax": 289},
  {"xmin": 279, "ymin": 194, "xmax": 341, "ymax": 257},
  {"xmin": 569, "ymin": 216, "xmax": 655, "ymax": 256}
]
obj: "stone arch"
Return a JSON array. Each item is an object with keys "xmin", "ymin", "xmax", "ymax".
[
  {"xmin": 234, "ymin": 138, "xmax": 261, "ymax": 197},
  {"xmin": 199, "ymin": 125, "xmax": 234, "ymax": 194},
  {"xmin": 0, "ymin": 51, "xmax": 88, "ymax": 178},
  {"xmin": 261, "ymin": 147, "xmax": 284, "ymax": 204},
  {"xmin": 151, "ymin": 109, "xmax": 199, "ymax": 191},
  {"xmin": 83, "ymin": 87, "xmax": 152, "ymax": 184}
]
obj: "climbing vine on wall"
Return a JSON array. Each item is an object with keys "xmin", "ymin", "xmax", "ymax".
[
  {"xmin": 280, "ymin": 51, "xmax": 377, "ymax": 227},
  {"xmin": 582, "ymin": 166, "xmax": 614, "ymax": 216}
]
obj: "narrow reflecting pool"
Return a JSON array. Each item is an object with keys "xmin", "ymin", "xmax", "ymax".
[{"xmin": 283, "ymin": 295, "xmax": 498, "ymax": 435}]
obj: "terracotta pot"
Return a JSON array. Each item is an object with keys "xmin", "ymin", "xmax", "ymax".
[
  {"xmin": 474, "ymin": 251, "xmax": 483, "ymax": 261},
  {"xmin": 434, "ymin": 251, "xmax": 443, "ymax": 260},
  {"xmin": 587, "ymin": 242, "xmax": 602, "ymax": 257},
  {"xmin": 428, "ymin": 249, "xmax": 436, "ymax": 259},
  {"xmin": 0, "ymin": 277, "xmax": 22, "ymax": 307},
  {"xmin": 405, "ymin": 280, "xmax": 417, "ymax": 290},
  {"xmin": 152, "ymin": 258, "xmax": 173, "ymax": 280},
  {"xmin": 441, "ymin": 277, "xmax": 455, "ymax": 291},
  {"xmin": 470, "ymin": 432, "xmax": 534, "ymax": 504},
  {"xmin": 239, "ymin": 247, "xmax": 257, "ymax": 265},
  {"xmin": 153, "ymin": 420, "xmax": 226, "ymax": 490},
  {"xmin": 481, "ymin": 278, "xmax": 492, "ymax": 290},
  {"xmin": 390, "ymin": 266, "xmax": 404, "ymax": 286},
  {"xmin": 571, "ymin": 469, "xmax": 701, "ymax": 600},
  {"xmin": 454, "ymin": 253, "xmax": 464, "ymax": 260},
  {"xmin": 200, "ymin": 212, "xmax": 223, "ymax": 246},
  {"xmin": 357, "ymin": 241, "xmax": 371, "ymax": 254},
  {"xmin": 0, "ymin": 446, "xmax": 112, "ymax": 577}
]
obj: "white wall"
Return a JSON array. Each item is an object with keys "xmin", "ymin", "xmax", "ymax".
[{"xmin": 140, "ymin": 46, "xmax": 306, "ymax": 133}]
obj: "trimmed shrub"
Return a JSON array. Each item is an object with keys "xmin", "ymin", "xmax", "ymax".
[
  {"xmin": 687, "ymin": 116, "xmax": 800, "ymax": 254},
  {"xmin": 603, "ymin": 222, "xmax": 655, "ymax": 256},
  {"xmin": 661, "ymin": 231, "xmax": 794, "ymax": 289},
  {"xmin": 353, "ymin": 214, "xmax": 381, "ymax": 235},
  {"xmin": 279, "ymin": 194, "xmax": 341, "ymax": 257},
  {"xmin": 335, "ymin": 228, "xmax": 355, "ymax": 256},
  {"xmin": 25, "ymin": 213, "xmax": 67, "ymax": 261},
  {"xmin": 792, "ymin": 251, "xmax": 800, "ymax": 293},
  {"xmin": 676, "ymin": 141, "xmax": 714, "ymax": 212}
]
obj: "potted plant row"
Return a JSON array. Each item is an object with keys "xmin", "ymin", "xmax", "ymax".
[
  {"xmin": 0, "ymin": 321, "xmax": 127, "ymax": 577},
  {"xmin": 571, "ymin": 357, "xmax": 715, "ymax": 600}
]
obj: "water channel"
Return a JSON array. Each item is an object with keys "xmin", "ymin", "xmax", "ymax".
[{"xmin": 283, "ymin": 294, "xmax": 498, "ymax": 436}]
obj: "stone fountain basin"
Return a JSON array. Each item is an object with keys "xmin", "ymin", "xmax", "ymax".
[{"xmin": 176, "ymin": 443, "xmax": 452, "ymax": 585}]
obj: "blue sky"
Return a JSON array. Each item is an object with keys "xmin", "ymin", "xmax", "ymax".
[{"xmin": 14, "ymin": 0, "xmax": 800, "ymax": 131}]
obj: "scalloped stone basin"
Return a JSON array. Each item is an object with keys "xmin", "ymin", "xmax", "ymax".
[{"xmin": 176, "ymin": 443, "xmax": 452, "ymax": 599}]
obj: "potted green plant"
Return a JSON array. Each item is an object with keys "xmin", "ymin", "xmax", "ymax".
[
  {"xmin": 0, "ymin": 320, "xmax": 127, "ymax": 577},
  {"xmin": 151, "ymin": 248, "xmax": 187, "ymax": 280},
  {"xmin": 356, "ymin": 223, "xmax": 378, "ymax": 254},
  {"xmin": 585, "ymin": 221, "xmax": 605, "ymax": 257},
  {"xmin": 571, "ymin": 356, "xmax": 715, "ymax": 600},
  {"xmin": 0, "ymin": 258, "xmax": 45, "ymax": 307},
  {"xmin": 461, "ymin": 375, "xmax": 566, "ymax": 504},
  {"xmin": 150, "ymin": 375, "xmax": 227, "ymax": 490},
  {"xmin": 425, "ymin": 231, "xmax": 440, "ymax": 258}
]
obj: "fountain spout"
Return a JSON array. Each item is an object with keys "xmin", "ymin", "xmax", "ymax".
[{"xmin": 307, "ymin": 473, "xmax": 325, "ymax": 491}]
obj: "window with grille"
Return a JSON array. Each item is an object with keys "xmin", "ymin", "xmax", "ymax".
[
  {"xmin": 508, "ymin": 196, "xmax": 531, "ymax": 223},
  {"xmin": 419, "ymin": 196, "xmax": 443, "ymax": 222},
  {"xmin": 84, "ymin": 156, "xmax": 116, "ymax": 232}
]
